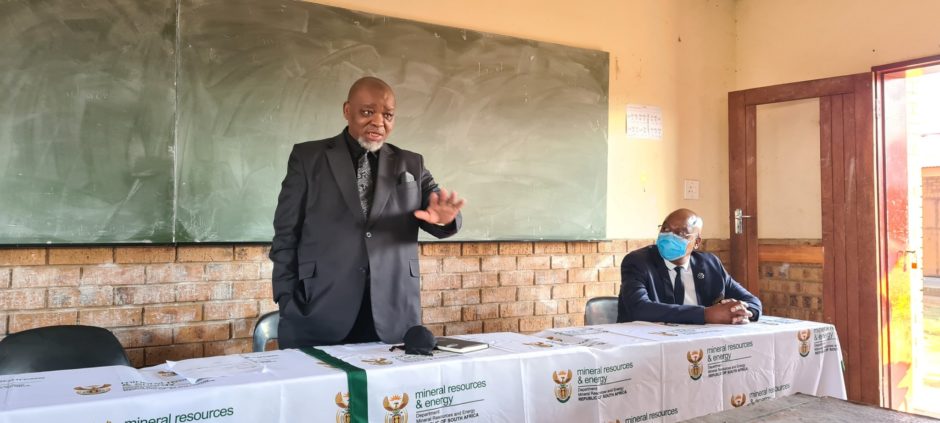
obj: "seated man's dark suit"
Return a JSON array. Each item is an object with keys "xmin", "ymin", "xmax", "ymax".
[{"xmin": 617, "ymin": 245, "xmax": 762, "ymax": 324}]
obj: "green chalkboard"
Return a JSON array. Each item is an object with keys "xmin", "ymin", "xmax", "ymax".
[
  {"xmin": 0, "ymin": 0, "xmax": 608, "ymax": 244},
  {"xmin": 0, "ymin": 0, "xmax": 177, "ymax": 243},
  {"xmin": 175, "ymin": 0, "xmax": 608, "ymax": 242}
]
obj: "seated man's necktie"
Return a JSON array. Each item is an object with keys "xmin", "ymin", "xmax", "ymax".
[{"xmin": 674, "ymin": 266, "xmax": 685, "ymax": 305}]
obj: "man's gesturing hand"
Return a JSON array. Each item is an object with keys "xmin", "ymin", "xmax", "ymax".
[{"xmin": 414, "ymin": 187, "xmax": 465, "ymax": 225}]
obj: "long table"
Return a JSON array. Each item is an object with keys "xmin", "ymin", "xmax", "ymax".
[{"xmin": 0, "ymin": 316, "xmax": 844, "ymax": 422}]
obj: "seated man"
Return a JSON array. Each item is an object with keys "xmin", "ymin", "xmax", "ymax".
[{"xmin": 617, "ymin": 208, "xmax": 761, "ymax": 324}]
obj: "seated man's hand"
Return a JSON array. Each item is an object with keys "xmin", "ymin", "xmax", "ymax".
[
  {"xmin": 721, "ymin": 298, "xmax": 754, "ymax": 323},
  {"xmin": 414, "ymin": 187, "xmax": 465, "ymax": 225},
  {"xmin": 705, "ymin": 299, "xmax": 752, "ymax": 324}
]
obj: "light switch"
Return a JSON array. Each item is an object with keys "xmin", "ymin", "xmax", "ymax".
[{"xmin": 683, "ymin": 180, "xmax": 700, "ymax": 200}]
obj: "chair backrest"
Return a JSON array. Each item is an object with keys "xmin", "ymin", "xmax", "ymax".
[
  {"xmin": 584, "ymin": 296, "xmax": 619, "ymax": 325},
  {"xmin": 0, "ymin": 325, "xmax": 130, "ymax": 375},
  {"xmin": 252, "ymin": 311, "xmax": 279, "ymax": 352}
]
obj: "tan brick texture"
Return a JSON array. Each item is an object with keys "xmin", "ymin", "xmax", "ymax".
[{"xmin": 1, "ymin": 239, "xmax": 766, "ymax": 366}]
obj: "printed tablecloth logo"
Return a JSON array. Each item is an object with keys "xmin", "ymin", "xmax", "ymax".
[
  {"xmin": 797, "ymin": 329, "xmax": 812, "ymax": 357},
  {"xmin": 73, "ymin": 384, "xmax": 111, "ymax": 395},
  {"xmin": 382, "ymin": 393, "xmax": 409, "ymax": 423},
  {"xmin": 363, "ymin": 358, "xmax": 393, "ymax": 366},
  {"xmin": 335, "ymin": 392, "xmax": 350, "ymax": 423},
  {"xmin": 687, "ymin": 349, "xmax": 704, "ymax": 380},
  {"xmin": 730, "ymin": 393, "xmax": 747, "ymax": 408},
  {"xmin": 552, "ymin": 369, "xmax": 573, "ymax": 403}
]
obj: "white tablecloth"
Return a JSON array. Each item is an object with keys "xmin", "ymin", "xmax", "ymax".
[{"xmin": 0, "ymin": 316, "xmax": 844, "ymax": 422}]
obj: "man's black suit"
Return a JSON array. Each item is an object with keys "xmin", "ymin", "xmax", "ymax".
[
  {"xmin": 617, "ymin": 245, "xmax": 761, "ymax": 324},
  {"xmin": 270, "ymin": 131, "xmax": 460, "ymax": 348}
]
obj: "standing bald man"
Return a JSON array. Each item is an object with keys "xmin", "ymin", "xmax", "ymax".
[
  {"xmin": 270, "ymin": 77, "xmax": 464, "ymax": 348},
  {"xmin": 617, "ymin": 208, "xmax": 761, "ymax": 324}
]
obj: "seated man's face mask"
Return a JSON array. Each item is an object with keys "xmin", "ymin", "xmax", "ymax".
[{"xmin": 656, "ymin": 232, "xmax": 689, "ymax": 261}]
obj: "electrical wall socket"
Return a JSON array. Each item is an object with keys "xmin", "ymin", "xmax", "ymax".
[{"xmin": 683, "ymin": 179, "xmax": 700, "ymax": 200}]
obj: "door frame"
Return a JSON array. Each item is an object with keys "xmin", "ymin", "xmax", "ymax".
[
  {"xmin": 728, "ymin": 73, "xmax": 878, "ymax": 404},
  {"xmin": 873, "ymin": 54, "xmax": 940, "ymax": 410}
]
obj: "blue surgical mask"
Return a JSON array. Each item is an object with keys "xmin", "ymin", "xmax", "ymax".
[{"xmin": 656, "ymin": 232, "xmax": 689, "ymax": 261}]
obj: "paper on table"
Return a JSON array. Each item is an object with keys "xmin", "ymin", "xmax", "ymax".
[{"xmin": 166, "ymin": 355, "xmax": 266, "ymax": 383}]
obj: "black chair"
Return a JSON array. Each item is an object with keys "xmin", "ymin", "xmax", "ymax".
[
  {"xmin": 252, "ymin": 311, "xmax": 279, "ymax": 352},
  {"xmin": 0, "ymin": 325, "xmax": 130, "ymax": 375},
  {"xmin": 584, "ymin": 296, "xmax": 619, "ymax": 325}
]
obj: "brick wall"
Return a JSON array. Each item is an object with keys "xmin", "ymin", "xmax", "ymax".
[
  {"xmin": 924, "ymin": 169, "xmax": 940, "ymax": 276},
  {"xmin": 0, "ymin": 246, "xmax": 273, "ymax": 368},
  {"xmin": 0, "ymin": 239, "xmax": 731, "ymax": 367},
  {"xmin": 758, "ymin": 240, "xmax": 824, "ymax": 322}
]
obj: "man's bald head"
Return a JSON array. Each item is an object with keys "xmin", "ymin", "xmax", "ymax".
[
  {"xmin": 661, "ymin": 208, "xmax": 704, "ymax": 233},
  {"xmin": 347, "ymin": 77, "xmax": 393, "ymax": 101}
]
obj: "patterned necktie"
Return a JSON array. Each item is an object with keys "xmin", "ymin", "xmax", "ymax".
[
  {"xmin": 356, "ymin": 153, "xmax": 373, "ymax": 218},
  {"xmin": 673, "ymin": 266, "xmax": 685, "ymax": 305}
]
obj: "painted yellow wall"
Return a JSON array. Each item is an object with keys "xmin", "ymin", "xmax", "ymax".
[
  {"xmin": 311, "ymin": 0, "xmax": 737, "ymax": 239},
  {"xmin": 735, "ymin": 0, "xmax": 940, "ymax": 89}
]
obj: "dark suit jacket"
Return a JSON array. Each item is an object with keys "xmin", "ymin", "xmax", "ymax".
[
  {"xmin": 269, "ymin": 132, "xmax": 460, "ymax": 347},
  {"xmin": 617, "ymin": 246, "xmax": 761, "ymax": 324}
]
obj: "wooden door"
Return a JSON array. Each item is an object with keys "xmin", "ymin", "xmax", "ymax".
[{"xmin": 728, "ymin": 74, "xmax": 878, "ymax": 405}]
